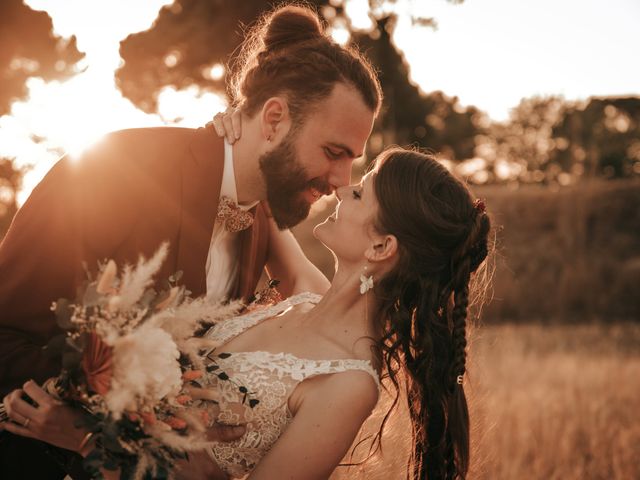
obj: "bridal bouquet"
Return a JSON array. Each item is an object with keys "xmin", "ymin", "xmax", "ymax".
[{"xmin": 35, "ymin": 244, "xmax": 242, "ymax": 478}]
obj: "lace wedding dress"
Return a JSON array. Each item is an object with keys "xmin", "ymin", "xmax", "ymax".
[{"xmin": 197, "ymin": 292, "xmax": 380, "ymax": 478}]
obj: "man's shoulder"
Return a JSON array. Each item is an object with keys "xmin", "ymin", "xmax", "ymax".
[{"xmin": 91, "ymin": 126, "xmax": 198, "ymax": 151}]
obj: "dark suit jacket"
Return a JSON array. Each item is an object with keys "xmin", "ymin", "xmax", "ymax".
[{"xmin": 0, "ymin": 125, "xmax": 270, "ymax": 478}]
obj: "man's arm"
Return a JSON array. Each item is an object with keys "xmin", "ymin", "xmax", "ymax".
[
  {"xmin": 247, "ymin": 370, "xmax": 379, "ymax": 479},
  {"xmin": 264, "ymin": 218, "xmax": 330, "ymax": 298},
  {"xmin": 0, "ymin": 157, "xmax": 84, "ymax": 395},
  {"xmin": 0, "ymin": 136, "xmax": 142, "ymax": 396}
]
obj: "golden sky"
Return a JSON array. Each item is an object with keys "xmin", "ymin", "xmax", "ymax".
[{"xmin": 1, "ymin": 0, "xmax": 638, "ymax": 203}]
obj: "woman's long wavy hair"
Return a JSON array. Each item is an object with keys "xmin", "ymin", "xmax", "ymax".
[{"xmin": 370, "ymin": 148, "xmax": 491, "ymax": 480}]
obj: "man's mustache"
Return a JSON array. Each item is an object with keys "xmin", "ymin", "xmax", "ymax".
[{"xmin": 306, "ymin": 178, "xmax": 332, "ymax": 196}]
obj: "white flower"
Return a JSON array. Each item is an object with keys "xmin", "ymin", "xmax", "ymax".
[
  {"xmin": 105, "ymin": 324, "xmax": 182, "ymax": 418},
  {"xmin": 359, "ymin": 275, "xmax": 374, "ymax": 294}
]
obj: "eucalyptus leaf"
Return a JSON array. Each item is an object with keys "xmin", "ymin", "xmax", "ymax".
[
  {"xmin": 62, "ymin": 350, "xmax": 83, "ymax": 370},
  {"xmin": 102, "ymin": 422, "xmax": 125, "ymax": 453},
  {"xmin": 82, "ymin": 448, "xmax": 104, "ymax": 473},
  {"xmin": 66, "ymin": 335, "xmax": 85, "ymax": 353},
  {"xmin": 83, "ymin": 283, "xmax": 102, "ymax": 307},
  {"xmin": 44, "ymin": 334, "xmax": 66, "ymax": 358},
  {"xmin": 139, "ymin": 288, "xmax": 157, "ymax": 309},
  {"xmin": 54, "ymin": 298, "xmax": 73, "ymax": 330}
]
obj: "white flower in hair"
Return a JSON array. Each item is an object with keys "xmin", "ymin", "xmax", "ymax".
[{"xmin": 359, "ymin": 275, "xmax": 374, "ymax": 294}]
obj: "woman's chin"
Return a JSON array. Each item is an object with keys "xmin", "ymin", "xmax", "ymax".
[
  {"xmin": 312, "ymin": 221, "xmax": 333, "ymax": 249},
  {"xmin": 312, "ymin": 219, "xmax": 330, "ymax": 239}
]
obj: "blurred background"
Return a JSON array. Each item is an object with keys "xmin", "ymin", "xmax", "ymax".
[{"xmin": 0, "ymin": 0, "xmax": 638, "ymax": 478}]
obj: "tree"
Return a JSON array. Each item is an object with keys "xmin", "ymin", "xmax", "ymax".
[
  {"xmin": 0, "ymin": 158, "xmax": 23, "ymax": 238},
  {"xmin": 0, "ymin": 0, "xmax": 84, "ymax": 116},
  {"xmin": 0, "ymin": 0, "xmax": 84, "ymax": 239},
  {"xmin": 551, "ymin": 97, "xmax": 640, "ymax": 179},
  {"xmin": 353, "ymin": 16, "xmax": 482, "ymax": 160},
  {"xmin": 115, "ymin": 0, "xmax": 479, "ymax": 159}
]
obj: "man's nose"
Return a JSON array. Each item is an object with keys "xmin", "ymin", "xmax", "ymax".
[{"xmin": 328, "ymin": 159, "xmax": 353, "ymax": 189}]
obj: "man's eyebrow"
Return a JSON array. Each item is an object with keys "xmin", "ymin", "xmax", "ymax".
[{"xmin": 327, "ymin": 142, "xmax": 361, "ymax": 159}]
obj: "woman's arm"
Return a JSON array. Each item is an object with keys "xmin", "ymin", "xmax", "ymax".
[
  {"xmin": 248, "ymin": 370, "xmax": 379, "ymax": 479},
  {"xmin": 265, "ymin": 218, "xmax": 330, "ymax": 297}
]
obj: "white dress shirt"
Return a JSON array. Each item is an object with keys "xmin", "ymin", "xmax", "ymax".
[{"xmin": 205, "ymin": 140, "xmax": 258, "ymax": 301}]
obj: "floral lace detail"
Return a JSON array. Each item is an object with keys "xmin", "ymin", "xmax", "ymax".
[
  {"xmin": 199, "ymin": 293, "xmax": 380, "ymax": 479},
  {"xmin": 204, "ymin": 292, "xmax": 323, "ymax": 349}
]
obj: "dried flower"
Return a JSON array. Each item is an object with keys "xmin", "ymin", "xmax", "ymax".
[
  {"xmin": 105, "ymin": 325, "xmax": 182, "ymax": 418},
  {"xmin": 156, "ymin": 286, "xmax": 180, "ymax": 311},
  {"xmin": 96, "ymin": 260, "xmax": 117, "ymax": 294},
  {"xmin": 81, "ymin": 332, "xmax": 113, "ymax": 396},
  {"xmin": 182, "ymin": 370, "xmax": 203, "ymax": 381},
  {"xmin": 164, "ymin": 416, "xmax": 187, "ymax": 430}
]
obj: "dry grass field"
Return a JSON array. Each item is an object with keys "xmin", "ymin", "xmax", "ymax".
[
  {"xmin": 300, "ymin": 179, "xmax": 640, "ymax": 478},
  {"xmin": 331, "ymin": 323, "xmax": 640, "ymax": 480},
  {"xmin": 467, "ymin": 323, "xmax": 640, "ymax": 479}
]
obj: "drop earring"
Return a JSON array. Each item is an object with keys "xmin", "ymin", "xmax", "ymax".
[{"xmin": 359, "ymin": 264, "xmax": 374, "ymax": 295}]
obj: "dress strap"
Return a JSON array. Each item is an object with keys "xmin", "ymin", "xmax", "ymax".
[{"xmin": 293, "ymin": 357, "xmax": 381, "ymax": 390}]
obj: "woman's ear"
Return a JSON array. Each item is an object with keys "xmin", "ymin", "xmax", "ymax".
[
  {"xmin": 260, "ymin": 97, "xmax": 291, "ymax": 143},
  {"xmin": 365, "ymin": 234, "xmax": 398, "ymax": 263}
]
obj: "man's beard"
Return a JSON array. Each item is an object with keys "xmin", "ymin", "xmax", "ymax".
[
  {"xmin": 259, "ymin": 134, "xmax": 309, "ymax": 230},
  {"xmin": 259, "ymin": 133, "xmax": 328, "ymax": 230}
]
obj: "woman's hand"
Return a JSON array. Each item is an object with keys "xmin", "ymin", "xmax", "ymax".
[
  {"xmin": 209, "ymin": 107, "xmax": 242, "ymax": 144},
  {"xmin": 0, "ymin": 380, "xmax": 89, "ymax": 454}
]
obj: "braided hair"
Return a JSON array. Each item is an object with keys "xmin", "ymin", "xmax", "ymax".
[
  {"xmin": 228, "ymin": 3, "xmax": 382, "ymax": 123},
  {"xmin": 369, "ymin": 148, "xmax": 491, "ymax": 480}
]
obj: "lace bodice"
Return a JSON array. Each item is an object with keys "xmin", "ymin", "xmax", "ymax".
[{"xmin": 198, "ymin": 292, "xmax": 380, "ymax": 479}]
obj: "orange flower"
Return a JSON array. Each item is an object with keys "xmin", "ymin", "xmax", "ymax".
[
  {"xmin": 140, "ymin": 411, "xmax": 157, "ymax": 426},
  {"xmin": 182, "ymin": 370, "xmax": 203, "ymax": 381},
  {"xmin": 127, "ymin": 412, "xmax": 140, "ymax": 422},
  {"xmin": 164, "ymin": 416, "xmax": 187, "ymax": 430},
  {"xmin": 81, "ymin": 332, "xmax": 113, "ymax": 396},
  {"xmin": 200, "ymin": 410, "xmax": 210, "ymax": 426}
]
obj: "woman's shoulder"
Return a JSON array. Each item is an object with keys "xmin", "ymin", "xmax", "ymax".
[{"xmin": 301, "ymin": 368, "xmax": 380, "ymax": 417}]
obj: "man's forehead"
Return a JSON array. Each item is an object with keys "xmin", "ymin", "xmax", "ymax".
[{"xmin": 308, "ymin": 83, "xmax": 374, "ymax": 153}]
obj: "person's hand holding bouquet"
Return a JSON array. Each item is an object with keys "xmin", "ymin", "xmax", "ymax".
[{"xmin": 1, "ymin": 243, "xmax": 245, "ymax": 478}]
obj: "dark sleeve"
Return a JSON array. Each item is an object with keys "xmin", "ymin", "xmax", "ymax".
[
  {"xmin": 0, "ymin": 157, "xmax": 83, "ymax": 395},
  {"xmin": 0, "ymin": 138, "xmax": 141, "ymax": 396}
]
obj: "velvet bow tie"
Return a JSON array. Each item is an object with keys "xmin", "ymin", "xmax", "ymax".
[{"xmin": 216, "ymin": 196, "xmax": 254, "ymax": 233}]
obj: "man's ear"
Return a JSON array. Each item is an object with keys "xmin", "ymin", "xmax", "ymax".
[
  {"xmin": 260, "ymin": 97, "xmax": 291, "ymax": 142},
  {"xmin": 365, "ymin": 234, "xmax": 398, "ymax": 263}
]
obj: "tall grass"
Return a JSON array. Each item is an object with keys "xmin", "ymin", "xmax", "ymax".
[{"xmin": 331, "ymin": 323, "xmax": 640, "ymax": 479}]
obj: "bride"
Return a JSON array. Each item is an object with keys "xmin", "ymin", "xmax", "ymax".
[{"xmin": 2, "ymin": 147, "xmax": 491, "ymax": 480}]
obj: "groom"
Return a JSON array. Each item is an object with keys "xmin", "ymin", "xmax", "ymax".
[{"xmin": 0, "ymin": 4, "xmax": 382, "ymax": 478}]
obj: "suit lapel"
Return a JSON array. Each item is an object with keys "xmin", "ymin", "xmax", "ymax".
[{"xmin": 177, "ymin": 126, "xmax": 224, "ymax": 297}]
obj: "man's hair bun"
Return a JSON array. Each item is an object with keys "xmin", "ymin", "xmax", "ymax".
[{"xmin": 262, "ymin": 5, "xmax": 325, "ymax": 52}]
